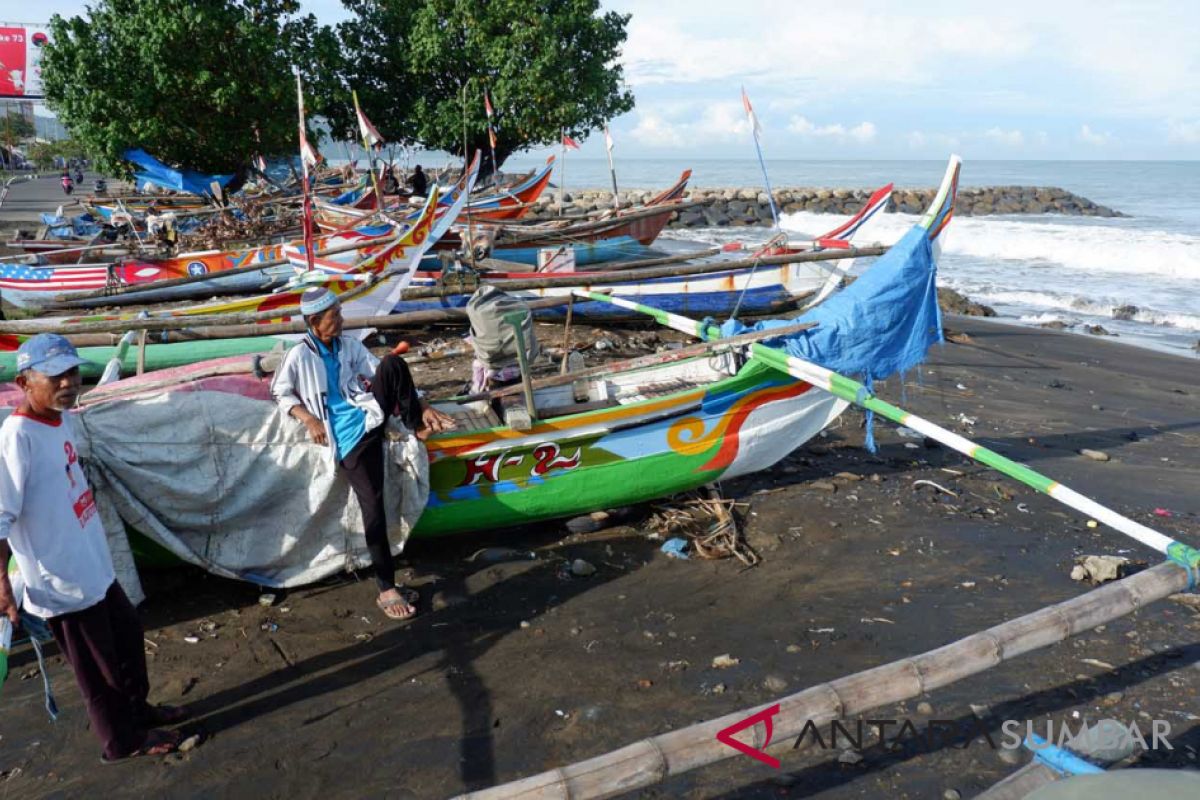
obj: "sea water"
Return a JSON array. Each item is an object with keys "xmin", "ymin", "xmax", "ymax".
[{"xmin": 500, "ymin": 157, "xmax": 1200, "ymax": 357}]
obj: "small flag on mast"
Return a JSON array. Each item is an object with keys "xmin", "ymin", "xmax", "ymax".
[
  {"xmin": 355, "ymin": 98, "xmax": 384, "ymax": 148},
  {"xmin": 562, "ymin": 134, "xmax": 580, "ymax": 151},
  {"xmin": 484, "ymin": 90, "xmax": 498, "ymax": 151},
  {"xmin": 741, "ymin": 86, "xmax": 762, "ymax": 139},
  {"xmin": 295, "ymin": 73, "xmax": 321, "ymax": 172},
  {"xmin": 604, "ymin": 125, "xmax": 614, "ymax": 153}
]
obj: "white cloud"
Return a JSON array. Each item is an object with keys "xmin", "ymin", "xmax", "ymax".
[
  {"xmin": 787, "ymin": 116, "xmax": 876, "ymax": 143},
  {"xmin": 1167, "ymin": 119, "xmax": 1200, "ymax": 144},
  {"xmin": 618, "ymin": 2, "xmax": 1034, "ymax": 89},
  {"xmin": 1078, "ymin": 124, "xmax": 1112, "ymax": 146},
  {"xmin": 984, "ymin": 127, "xmax": 1025, "ymax": 146},
  {"xmin": 628, "ymin": 102, "xmax": 751, "ymax": 148},
  {"xmin": 629, "ymin": 112, "xmax": 686, "ymax": 148}
]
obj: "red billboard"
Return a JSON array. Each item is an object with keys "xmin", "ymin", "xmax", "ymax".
[{"xmin": 0, "ymin": 24, "xmax": 51, "ymax": 99}]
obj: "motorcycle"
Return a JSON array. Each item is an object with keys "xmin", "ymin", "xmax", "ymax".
[
  {"xmin": 61, "ymin": 175, "xmax": 74, "ymax": 195},
  {"xmin": 94, "ymin": 178, "xmax": 108, "ymax": 195}
]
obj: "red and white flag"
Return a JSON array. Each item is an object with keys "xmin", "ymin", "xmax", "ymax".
[
  {"xmin": 356, "ymin": 102, "xmax": 383, "ymax": 148},
  {"xmin": 483, "ymin": 90, "xmax": 495, "ymax": 120},
  {"xmin": 741, "ymin": 86, "xmax": 763, "ymax": 139},
  {"xmin": 253, "ymin": 154, "xmax": 267, "ymax": 173},
  {"xmin": 562, "ymin": 134, "xmax": 580, "ymax": 150},
  {"xmin": 603, "ymin": 125, "xmax": 614, "ymax": 153}
]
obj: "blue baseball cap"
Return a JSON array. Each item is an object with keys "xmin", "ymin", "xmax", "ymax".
[
  {"xmin": 16, "ymin": 333, "xmax": 89, "ymax": 376},
  {"xmin": 300, "ymin": 286, "xmax": 338, "ymax": 316}
]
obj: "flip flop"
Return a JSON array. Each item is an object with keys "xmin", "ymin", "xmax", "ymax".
[
  {"xmin": 376, "ymin": 589, "xmax": 418, "ymax": 621},
  {"xmin": 100, "ymin": 728, "xmax": 182, "ymax": 764}
]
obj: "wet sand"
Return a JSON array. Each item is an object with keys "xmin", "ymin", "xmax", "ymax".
[{"xmin": 1, "ymin": 317, "xmax": 1198, "ymax": 798}]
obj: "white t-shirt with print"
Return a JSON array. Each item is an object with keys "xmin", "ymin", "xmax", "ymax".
[{"xmin": 0, "ymin": 411, "xmax": 115, "ymax": 618}]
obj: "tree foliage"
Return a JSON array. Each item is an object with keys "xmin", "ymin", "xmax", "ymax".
[
  {"xmin": 1, "ymin": 110, "xmax": 36, "ymax": 141},
  {"xmin": 329, "ymin": 0, "xmax": 635, "ymax": 174},
  {"xmin": 40, "ymin": 0, "xmax": 331, "ymax": 176}
]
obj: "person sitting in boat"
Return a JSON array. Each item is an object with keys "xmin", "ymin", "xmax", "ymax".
[
  {"xmin": 409, "ymin": 164, "xmax": 428, "ymax": 198},
  {"xmin": 270, "ymin": 287, "xmax": 456, "ymax": 621},
  {"xmin": 0, "ymin": 334, "xmax": 188, "ymax": 762}
]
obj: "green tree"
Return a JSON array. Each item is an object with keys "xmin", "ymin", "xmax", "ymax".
[
  {"xmin": 25, "ymin": 138, "xmax": 90, "ymax": 170},
  {"xmin": 330, "ymin": 0, "xmax": 635, "ymax": 176},
  {"xmin": 40, "ymin": 0, "xmax": 333, "ymax": 176}
]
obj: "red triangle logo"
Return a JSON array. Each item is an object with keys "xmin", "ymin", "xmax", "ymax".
[{"xmin": 716, "ymin": 703, "xmax": 781, "ymax": 768}]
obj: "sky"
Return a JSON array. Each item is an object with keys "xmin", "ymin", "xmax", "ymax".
[{"xmin": 18, "ymin": 0, "xmax": 1200, "ymax": 160}]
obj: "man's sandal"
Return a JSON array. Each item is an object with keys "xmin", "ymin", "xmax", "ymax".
[{"xmin": 100, "ymin": 728, "xmax": 183, "ymax": 764}]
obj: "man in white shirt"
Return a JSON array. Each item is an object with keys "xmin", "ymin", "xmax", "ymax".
[{"xmin": 0, "ymin": 334, "xmax": 186, "ymax": 762}]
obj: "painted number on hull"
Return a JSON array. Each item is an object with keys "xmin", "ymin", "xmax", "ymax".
[{"xmin": 459, "ymin": 443, "xmax": 583, "ymax": 486}]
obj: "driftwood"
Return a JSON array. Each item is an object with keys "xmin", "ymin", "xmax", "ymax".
[
  {"xmin": 455, "ymin": 561, "xmax": 1194, "ymax": 800},
  {"xmin": 397, "ymin": 245, "xmax": 887, "ymax": 300}
]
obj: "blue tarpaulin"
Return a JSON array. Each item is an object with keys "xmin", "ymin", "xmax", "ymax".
[
  {"xmin": 122, "ymin": 148, "xmax": 235, "ymax": 198},
  {"xmin": 719, "ymin": 224, "xmax": 943, "ymax": 384}
]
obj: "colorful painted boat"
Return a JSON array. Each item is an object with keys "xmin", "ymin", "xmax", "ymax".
[
  {"xmin": 0, "ymin": 216, "xmax": 404, "ymax": 309},
  {"xmin": 0, "ymin": 193, "xmax": 444, "ymax": 379},
  {"xmin": 0, "ymin": 159, "xmax": 957, "ymax": 587}
]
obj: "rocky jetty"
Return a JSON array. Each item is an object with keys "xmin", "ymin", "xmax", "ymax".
[{"xmin": 522, "ymin": 185, "xmax": 1124, "ymax": 228}]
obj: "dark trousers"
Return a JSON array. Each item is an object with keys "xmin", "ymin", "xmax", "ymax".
[
  {"xmin": 48, "ymin": 581, "xmax": 153, "ymax": 760},
  {"xmin": 339, "ymin": 354, "xmax": 422, "ymax": 592}
]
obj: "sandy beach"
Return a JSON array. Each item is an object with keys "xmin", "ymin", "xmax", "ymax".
[{"xmin": 0, "ymin": 315, "xmax": 1196, "ymax": 798}]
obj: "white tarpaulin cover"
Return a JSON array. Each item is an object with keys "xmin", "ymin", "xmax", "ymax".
[{"xmin": 28, "ymin": 388, "xmax": 429, "ymax": 594}]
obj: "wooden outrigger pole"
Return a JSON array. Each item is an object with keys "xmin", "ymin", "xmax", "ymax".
[
  {"xmin": 457, "ymin": 562, "xmax": 1193, "ymax": 800},
  {"xmin": 450, "ymin": 156, "xmax": 1199, "ymax": 798}
]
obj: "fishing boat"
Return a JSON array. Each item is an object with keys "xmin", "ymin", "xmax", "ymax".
[
  {"xmin": 0, "ymin": 170, "xmax": 477, "ymax": 378},
  {"xmin": 0, "ymin": 209, "xmax": 437, "ymax": 376},
  {"xmin": 392, "ymin": 182, "xmax": 892, "ymax": 319},
  {"xmin": 435, "ymin": 169, "xmax": 693, "ymax": 267},
  {"xmin": 0, "ymin": 159, "xmax": 958, "ymax": 587},
  {"xmin": 0, "ymin": 220, "xmax": 395, "ymax": 309},
  {"xmin": 346, "ymin": 156, "xmax": 556, "ymax": 222}
]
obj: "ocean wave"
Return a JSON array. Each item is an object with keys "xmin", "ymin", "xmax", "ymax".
[
  {"xmin": 779, "ymin": 211, "xmax": 1200, "ymax": 281},
  {"xmin": 957, "ymin": 288, "xmax": 1200, "ymax": 331}
]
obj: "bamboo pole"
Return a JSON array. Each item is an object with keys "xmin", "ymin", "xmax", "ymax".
[
  {"xmin": 456, "ymin": 562, "xmax": 1194, "ymax": 800},
  {"xmin": 450, "ymin": 320, "xmax": 816, "ymax": 405},
  {"xmin": 6, "ymin": 295, "xmax": 573, "ymax": 340},
  {"xmin": 572, "ymin": 289, "xmax": 1200, "ymax": 570},
  {"xmin": 396, "ymin": 245, "xmax": 886, "ymax": 300},
  {"xmin": 576, "ymin": 247, "xmax": 721, "ymax": 273}
]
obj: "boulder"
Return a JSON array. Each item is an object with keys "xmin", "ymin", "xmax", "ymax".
[{"xmin": 938, "ymin": 288, "xmax": 996, "ymax": 317}]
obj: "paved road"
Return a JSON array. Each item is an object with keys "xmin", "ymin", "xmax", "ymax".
[{"xmin": 0, "ymin": 171, "xmax": 126, "ymax": 229}]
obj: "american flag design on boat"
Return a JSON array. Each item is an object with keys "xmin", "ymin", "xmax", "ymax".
[{"xmin": 0, "ymin": 262, "xmax": 117, "ymax": 292}]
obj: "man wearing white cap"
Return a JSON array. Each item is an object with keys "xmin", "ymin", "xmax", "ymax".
[
  {"xmin": 0, "ymin": 334, "xmax": 186, "ymax": 762},
  {"xmin": 271, "ymin": 287, "xmax": 455, "ymax": 620}
]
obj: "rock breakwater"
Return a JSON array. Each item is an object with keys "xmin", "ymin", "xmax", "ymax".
[{"xmin": 524, "ymin": 185, "xmax": 1124, "ymax": 227}]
